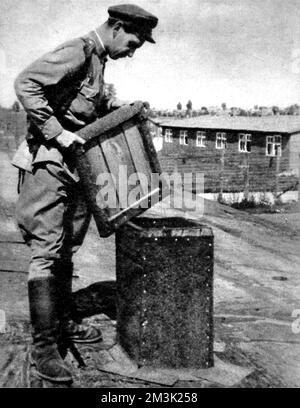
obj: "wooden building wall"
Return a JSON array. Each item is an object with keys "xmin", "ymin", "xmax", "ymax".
[{"xmin": 157, "ymin": 127, "xmax": 298, "ymax": 194}]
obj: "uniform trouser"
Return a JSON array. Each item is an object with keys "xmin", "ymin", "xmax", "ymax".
[{"xmin": 16, "ymin": 161, "xmax": 91, "ymax": 281}]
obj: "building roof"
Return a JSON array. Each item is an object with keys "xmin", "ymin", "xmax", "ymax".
[{"xmin": 158, "ymin": 115, "xmax": 300, "ymax": 134}]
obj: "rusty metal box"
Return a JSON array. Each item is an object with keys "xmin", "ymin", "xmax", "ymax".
[
  {"xmin": 115, "ymin": 216, "xmax": 214, "ymax": 369},
  {"xmin": 75, "ymin": 102, "xmax": 163, "ymax": 237}
]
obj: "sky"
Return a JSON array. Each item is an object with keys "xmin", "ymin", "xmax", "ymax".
[{"xmin": 0, "ymin": 0, "xmax": 300, "ymax": 110}]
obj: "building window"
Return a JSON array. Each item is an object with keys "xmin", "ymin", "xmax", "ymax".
[
  {"xmin": 196, "ymin": 131, "xmax": 206, "ymax": 147},
  {"xmin": 165, "ymin": 129, "xmax": 173, "ymax": 143},
  {"xmin": 239, "ymin": 133, "xmax": 252, "ymax": 153},
  {"xmin": 266, "ymin": 135, "xmax": 282, "ymax": 157},
  {"xmin": 179, "ymin": 130, "xmax": 188, "ymax": 145},
  {"xmin": 216, "ymin": 132, "xmax": 227, "ymax": 149}
]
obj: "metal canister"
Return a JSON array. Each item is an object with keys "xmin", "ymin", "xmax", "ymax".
[{"xmin": 116, "ymin": 216, "xmax": 214, "ymax": 369}]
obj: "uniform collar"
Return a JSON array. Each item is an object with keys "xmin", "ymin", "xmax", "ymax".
[{"xmin": 87, "ymin": 30, "xmax": 107, "ymax": 60}]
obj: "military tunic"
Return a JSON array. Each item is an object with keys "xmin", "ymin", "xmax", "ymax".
[
  {"xmin": 13, "ymin": 30, "xmax": 113, "ymax": 177},
  {"xmin": 13, "ymin": 30, "xmax": 113, "ymax": 279}
]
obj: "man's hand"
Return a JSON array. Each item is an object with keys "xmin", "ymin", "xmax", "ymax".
[
  {"xmin": 55, "ymin": 130, "xmax": 85, "ymax": 149},
  {"xmin": 110, "ymin": 99, "xmax": 150, "ymax": 111},
  {"xmin": 110, "ymin": 98, "xmax": 131, "ymax": 110}
]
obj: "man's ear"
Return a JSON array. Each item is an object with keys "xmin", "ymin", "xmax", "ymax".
[{"xmin": 112, "ymin": 20, "xmax": 124, "ymax": 38}]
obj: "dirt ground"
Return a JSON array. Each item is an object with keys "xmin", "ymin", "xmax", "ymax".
[{"xmin": 0, "ymin": 149, "xmax": 299, "ymax": 388}]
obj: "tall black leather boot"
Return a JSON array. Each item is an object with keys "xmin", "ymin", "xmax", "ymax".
[
  {"xmin": 56, "ymin": 260, "xmax": 102, "ymax": 344},
  {"xmin": 28, "ymin": 277, "xmax": 73, "ymax": 383}
]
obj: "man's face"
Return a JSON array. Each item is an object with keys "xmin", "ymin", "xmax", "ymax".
[{"xmin": 109, "ymin": 25, "xmax": 145, "ymax": 60}]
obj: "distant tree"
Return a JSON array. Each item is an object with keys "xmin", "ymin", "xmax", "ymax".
[
  {"xmin": 221, "ymin": 102, "xmax": 227, "ymax": 111},
  {"xmin": 272, "ymin": 106, "xmax": 280, "ymax": 115},
  {"xmin": 186, "ymin": 100, "xmax": 193, "ymax": 110},
  {"xmin": 12, "ymin": 101, "xmax": 20, "ymax": 112},
  {"xmin": 177, "ymin": 102, "xmax": 182, "ymax": 110},
  {"xmin": 149, "ymin": 109, "xmax": 157, "ymax": 118},
  {"xmin": 185, "ymin": 100, "xmax": 193, "ymax": 118},
  {"xmin": 251, "ymin": 110, "xmax": 260, "ymax": 117},
  {"xmin": 286, "ymin": 104, "xmax": 300, "ymax": 115},
  {"xmin": 238, "ymin": 109, "xmax": 248, "ymax": 116},
  {"xmin": 230, "ymin": 107, "xmax": 240, "ymax": 116}
]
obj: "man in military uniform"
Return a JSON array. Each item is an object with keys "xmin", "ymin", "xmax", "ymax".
[{"xmin": 12, "ymin": 4, "xmax": 158, "ymax": 384}]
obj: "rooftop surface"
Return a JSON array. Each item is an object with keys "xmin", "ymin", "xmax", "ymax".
[{"xmin": 158, "ymin": 115, "xmax": 300, "ymax": 134}]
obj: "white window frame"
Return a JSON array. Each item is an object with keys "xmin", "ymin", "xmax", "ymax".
[
  {"xmin": 196, "ymin": 131, "xmax": 206, "ymax": 147},
  {"xmin": 179, "ymin": 130, "xmax": 188, "ymax": 145},
  {"xmin": 216, "ymin": 132, "xmax": 227, "ymax": 149},
  {"xmin": 266, "ymin": 135, "xmax": 282, "ymax": 157},
  {"xmin": 239, "ymin": 133, "xmax": 252, "ymax": 153},
  {"xmin": 165, "ymin": 129, "xmax": 173, "ymax": 143}
]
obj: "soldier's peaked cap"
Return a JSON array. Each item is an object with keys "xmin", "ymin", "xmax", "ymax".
[{"xmin": 108, "ymin": 4, "xmax": 158, "ymax": 43}]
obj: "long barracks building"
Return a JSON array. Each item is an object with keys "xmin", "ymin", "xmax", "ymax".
[{"xmin": 152, "ymin": 115, "xmax": 300, "ymax": 197}]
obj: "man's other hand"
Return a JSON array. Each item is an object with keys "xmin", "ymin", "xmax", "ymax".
[{"xmin": 55, "ymin": 130, "xmax": 85, "ymax": 149}]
